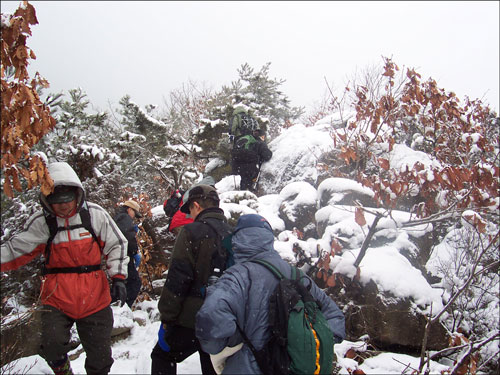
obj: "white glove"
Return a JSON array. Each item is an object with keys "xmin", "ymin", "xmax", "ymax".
[{"xmin": 209, "ymin": 343, "xmax": 243, "ymax": 374}]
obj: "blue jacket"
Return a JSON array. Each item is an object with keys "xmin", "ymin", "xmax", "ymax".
[{"xmin": 195, "ymin": 225, "xmax": 345, "ymax": 374}]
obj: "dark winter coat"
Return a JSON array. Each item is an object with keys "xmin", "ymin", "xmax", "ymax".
[
  {"xmin": 158, "ymin": 207, "xmax": 232, "ymax": 329},
  {"xmin": 231, "ymin": 137, "xmax": 273, "ymax": 189},
  {"xmin": 195, "ymin": 225, "xmax": 346, "ymax": 374},
  {"xmin": 113, "ymin": 206, "xmax": 139, "ymax": 258}
]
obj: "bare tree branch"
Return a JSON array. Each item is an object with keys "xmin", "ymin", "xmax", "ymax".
[{"xmin": 450, "ymin": 331, "xmax": 500, "ymax": 375}]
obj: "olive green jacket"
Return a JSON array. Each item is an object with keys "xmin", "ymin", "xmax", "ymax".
[{"xmin": 158, "ymin": 207, "xmax": 231, "ymax": 329}]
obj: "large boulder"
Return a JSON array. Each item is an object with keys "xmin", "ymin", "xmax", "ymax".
[
  {"xmin": 259, "ymin": 123, "xmax": 335, "ymax": 195},
  {"xmin": 278, "ymin": 182, "xmax": 318, "ymax": 238},
  {"xmin": 334, "ymin": 277, "xmax": 450, "ymax": 353}
]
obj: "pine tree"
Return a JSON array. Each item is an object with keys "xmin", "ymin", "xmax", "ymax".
[{"xmin": 220, "ymin": 62, "xmax": 304, "ymax": 138}]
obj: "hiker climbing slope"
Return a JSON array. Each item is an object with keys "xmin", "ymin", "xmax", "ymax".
[
  {"xmin": 151, "ymin": 185, "xmax": 233, "ymax": 375},
  {"xmin": 231, "ymin": 124, "xmax": 272, "ymax": 192},
  {"xmin": 1, "ymin": 161, "xmax": 128, "ymax": 375},
  {"xmin": 196, "ymin": 214, "xmax": 345, "ymax": 374}
]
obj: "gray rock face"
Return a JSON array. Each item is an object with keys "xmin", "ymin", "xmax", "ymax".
[
  {"xmin": 333, "ymin": 278, "xmax": 449, "ymax": 353},
  {"xmin": 278, "ymin": 181, "xmax": 317, "ymax": 238}
]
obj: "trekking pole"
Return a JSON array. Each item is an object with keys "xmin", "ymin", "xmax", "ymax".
[{"xmin": 252, "ymin": 162, "xmax": 263, "ymax": 192}]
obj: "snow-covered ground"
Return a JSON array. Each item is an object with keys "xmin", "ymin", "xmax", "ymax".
[
  {"xmin": 2, "ymin": 121, "xmax": 498, "ymax": 374},
  {"xmin": 3, "ymin": 299, "xmax": 451, "ymax": 375}
]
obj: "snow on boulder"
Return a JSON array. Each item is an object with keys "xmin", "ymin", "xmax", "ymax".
[
  {"xmin": 111, "ymin": 304, "xmax": 135, "ymax": 339},
  {"xmin": 317, "ymin": 177, "xmax": 375, "ymax": 208},
  {"xmin": 259, "ymin": 123, "xmax": 335, "ymax": 194},
  {"xmin": 278, "ymin": 181, "xmax": 318, "ymax": 237}
]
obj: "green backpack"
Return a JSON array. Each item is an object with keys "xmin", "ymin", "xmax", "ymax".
[
  {"xmin": 234, "ymin": 134, "xmax": 257, "ymax": 150},
  {"xmin": 239, "ymin": 259, "xmax": 335, "ymax": 375},
  {"xmin": 229, "ymin": 111, "xmax": 259, "ymax": 138}
]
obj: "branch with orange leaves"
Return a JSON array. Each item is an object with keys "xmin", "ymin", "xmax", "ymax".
[{"xmin": 1, "ymin": 1, "xmax": 56, "ymax": 198}]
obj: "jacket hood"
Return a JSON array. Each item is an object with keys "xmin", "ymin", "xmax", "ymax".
[
  {"xmin": 231, "ymin": 226, "xmax": 275, "ymax": 263},
  {"xmin": 40, "ymin": 162, "xmax": 85, "ymax": 216}
]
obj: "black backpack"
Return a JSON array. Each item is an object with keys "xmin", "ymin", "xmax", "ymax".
[
  {"xmin": 42, "ymin": 202, "xmax": 102, "ymax": 275},
  {"xmin": 238, "ymin": 259, "xmax": 335, "ymax": 375},
  {"xmin": 188, "ymin": 219, "xmax": 234, "ymax": 298},
  {"xmin": 229, "ymin": 111, "xmax": 259, "ymax": 138},
  {"xmin": 231, "ymin": 135, "xmax": 260, "ymax": 164},
  {"xmin": 163, "ymin": 189, "xmax": 185, "ymax": 218}
]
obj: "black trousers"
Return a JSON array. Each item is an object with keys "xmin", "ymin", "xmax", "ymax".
[
  {"xmin": 126, "ymin": 260, "xmax": 142, "ymax": 307},
  {"xmin": 232, "ymin": 162, "xmax": 259, "ymax": 191},
  {"xmin": 150, "ymin": 325, "xmax": 216, "ymax": 375},
  {"xmin": 39, "ymin": 305, "xmax": 114, "ymax": 375}
]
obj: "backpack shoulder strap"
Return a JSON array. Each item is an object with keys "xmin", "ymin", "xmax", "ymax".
[
  {"xmin": 44, "ymin": 213, "xmax": 59, "ymax": 264},
  {"xmin": 79, "ymin": 202, "xmax": 101, "ymax": 250},
  {"xmin": 199, "ymin": 219, "xmax": 231, "ymax": 277},
  {"xmin": 249, "ymin": 259, "xmax": 285, "ymax": 280},
  {"xmin": 230, "ymin": 112, "xmax": 241, "ymax": 135}
]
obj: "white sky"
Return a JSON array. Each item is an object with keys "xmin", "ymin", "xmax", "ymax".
[{"xmin": 1, "ymin": 1, "xmax": 499, "ymax": 113}]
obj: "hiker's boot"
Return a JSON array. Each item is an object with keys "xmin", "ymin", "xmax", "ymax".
[{"xmin": 48, "ymin": 356, "xmax": 74, "ymax": 375}]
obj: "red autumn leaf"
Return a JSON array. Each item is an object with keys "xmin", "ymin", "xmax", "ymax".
[
  {"xmin": 355, "ymin": 207, "xmax": 366, "ymax": 227},
  {"xmin": 326, "ymin": 274, "xmax": 336, "ymax": 287},
  {"xmin": 12, "ymin": 169, "xmax": 22, "ymax": 192},
  {"xmin": 3, "ymin": 178, "xmax": 14, "ymax": 198},
  {"xmin": 378, "ymin": 157, "xmax": 390, "ymax": 170},
  {"xmin": 391, "ymin": 181, "xmax": 402, "ymax": 195},
  {"xmin": 292, "ymin": 227, "xmax": 304, "ymax": 240},
  {"xmin": 345, "ymin": 348, "xmax": 357, "ymax": 359},
  {"xmin": 330, "ymin": 239, "xmax": 343, "ymax": 256}
]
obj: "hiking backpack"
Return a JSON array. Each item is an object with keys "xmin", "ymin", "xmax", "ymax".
[
  {"xmin": 231, "ymin": 134, "xmax": 260, "ymax": 164},
  {"xmin": 195, "ymin": 219, "xmax": 234, "ymax": 298},
  {"xmin": 163, "ymin": 189, "xmax": 185, "ymax": 218},
  {"xmin": 43, "ymin": 202, "xmax": 102, "ymax": 275},
  {"xmin": 229, "ymin": 111, "xmax": 260, "ymax": 138},
  {"xmin": 240, "ymin": 259, "xmax": 335, "ymax": 375}
]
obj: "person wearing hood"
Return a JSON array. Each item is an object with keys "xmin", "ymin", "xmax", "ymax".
[
  {"xmin": 195, "ymin": 214, "xmax": 345, "ymax": 374},
  {"xmin": 113, "ymin": 200, "xmax": 143, "ymax": 308},
  {"xmin": 151, "ymin": 183, "xmax": 232, "ymax": 375},
  {"xmin": 1, "ymin": 162, "xmax": 129, "ymax": 375}
]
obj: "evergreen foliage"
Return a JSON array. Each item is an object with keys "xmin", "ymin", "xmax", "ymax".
[
  {"xmin": 1, "ymin": 6, "xmax": 498, "ymax": 368},
  {"xmin": 219, "ymin": 63, "xmax": 304, "ymax": 138}
]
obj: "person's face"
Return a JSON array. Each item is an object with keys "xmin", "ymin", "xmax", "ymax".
[
  {"xmin": 189, "ymin": 201, "xmax": 203, "ymax": 220},
  {"xmin": 127, "ymin": 207, "xmax": 136, "ymax": 219},
  {"xmin": 51, "ymin": 199, "xmax": 77, "ymax": 217}
]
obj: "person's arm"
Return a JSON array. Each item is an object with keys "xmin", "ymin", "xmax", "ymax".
[
  {"xmin": 158, "ymin": 227, "xmax": 195, "ymax": 324},
  {"xmin": 91, "ymin": 204, "xmax": 129, "ymax": 279},
  {"xmin": 124, "ymin": 223, "xmax": 139, "ymax": 257},
  {"xmin": 257, "ymin": 141, "xmax": 273, "ymax": 162},
  {"xmin": 308, "ymin": 278, "xmax": 346, "ymax": 343},
  {"xmin": 1, "ymin": 212, "xmax": 48, "ymax": 271},
  {"xmin": 196, "ymin": 269, "xmax": 246, "ymax": 354}
]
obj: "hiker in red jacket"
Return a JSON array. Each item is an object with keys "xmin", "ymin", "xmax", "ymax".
[{"xmin": 1, "ymin": 162, "xmax": 128, "ymax": 375}]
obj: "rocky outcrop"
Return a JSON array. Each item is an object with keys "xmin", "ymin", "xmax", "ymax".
[
  {"xmin": 278, "ymin": 182, "xmax": 318, "ymax": 239},
  {"xmin": 331, "ymin": 277, "xmax": 450, "ymax": 354}
]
